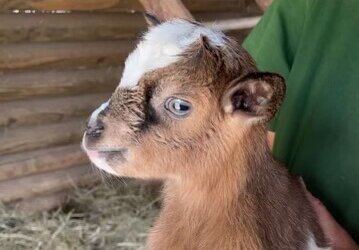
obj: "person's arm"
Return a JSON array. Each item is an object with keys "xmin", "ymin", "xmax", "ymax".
[
  {"xmin": 255, "ymin": 0, "xmax": 273, "ymax": 11},
  {"xmin": 139, "ymin": 0, "xmax": 194, "ymax": 21},
  {"xmin": 306, "ymin": 189, "xmax": 359, "ymax": 249},
  {"xmin": 270, "ymin": 135, "xmax": 358, "ymax": 249},
  {"xmin": 245, "ymin": 1, "xmax": 358, "ymax": 248}
]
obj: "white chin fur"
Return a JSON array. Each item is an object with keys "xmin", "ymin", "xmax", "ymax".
[
  {"xmin": 119, "ymin": 19, "xmax": 226, "ymax": 89},
  {"xmin": 82, "ymin": 136, "xmax": 118, "ymax": 176}
]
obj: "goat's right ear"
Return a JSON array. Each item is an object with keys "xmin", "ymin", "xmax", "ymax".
[
  {"xmin": 221, "ymin": 72, "xmax": 285, "ymax": 124},
  {"xmin": 143, "ymin": 12, "xmax": 162, "ymax": 27}
]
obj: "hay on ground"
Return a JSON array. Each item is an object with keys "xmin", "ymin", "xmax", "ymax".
[{"xmin": 0, "ymin": 179, "xmax": 161, "ymax": 250}]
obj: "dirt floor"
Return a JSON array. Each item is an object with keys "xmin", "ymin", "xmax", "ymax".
[{"xmin": 0, "ymin": 178, "xmax": 161, "ymax": 250}]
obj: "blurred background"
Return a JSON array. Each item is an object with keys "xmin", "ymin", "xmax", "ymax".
[{"xmin": 0, "ymin": 0, "xmax": 266, "ymax": 249}]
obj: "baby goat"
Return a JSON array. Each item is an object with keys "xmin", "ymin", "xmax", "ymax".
[{"xmin": 82, "ymin": 17, "xmax": 330, "ymax": 250}]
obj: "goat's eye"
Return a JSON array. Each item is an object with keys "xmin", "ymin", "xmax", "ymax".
[{"xmin": 165, "ymin": 98, "xmax": 192, "ymax": 118}]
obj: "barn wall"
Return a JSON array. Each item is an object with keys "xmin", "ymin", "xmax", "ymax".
[{"xmin": 0, "ymin": 0, "xmax": 260, "ymax": 210}]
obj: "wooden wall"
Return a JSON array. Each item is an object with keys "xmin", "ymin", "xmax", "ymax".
[{"xmin": 0, "ymin": 0, "xmax": 260, "ymax": 211}]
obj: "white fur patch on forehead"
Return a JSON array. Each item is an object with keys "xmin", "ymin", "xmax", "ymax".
[
  {"xmin": 88, "ymin": 100, "xmax": 109, "ymax": 128},
  {"xmin": 119, "ymin": 19, "xmax": 226, "ymax": 89}
]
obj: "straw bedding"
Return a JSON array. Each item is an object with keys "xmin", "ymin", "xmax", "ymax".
[{"xmin": 0, "ymin": 178, "xmax": 160, "ymax": 250}]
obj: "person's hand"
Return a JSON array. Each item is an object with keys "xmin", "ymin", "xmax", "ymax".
[
  {"xmin": 255, "ymin": 0, "xmax": 273, "ymax": 11},
  {"xmin": 306, "ymin": 191, "xmax": 359, "ymax": 250},
  {"xmin": 139, "ymin": 0, "xmax": 194, "ymax": 21}
]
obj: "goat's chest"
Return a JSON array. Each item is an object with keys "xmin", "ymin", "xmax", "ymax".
[{"xmin": 146, "ymin": 212, "xmax": 263, "ymax": 250}]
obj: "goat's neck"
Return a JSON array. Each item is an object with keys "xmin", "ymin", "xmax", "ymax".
[
  {"xmin": 149, "ymin": 126, "xmax": 324, "ymax": 250},
  {"xmin": 161, "ymin": 125, "xmax": 274, "ymax": 234}
]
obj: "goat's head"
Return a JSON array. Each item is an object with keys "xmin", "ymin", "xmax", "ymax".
[{"xmin": 82, "ymin": 18, "xmax": 285, "ymax": 179}]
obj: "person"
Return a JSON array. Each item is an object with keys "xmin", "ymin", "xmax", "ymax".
[
  {"xmin": 243, "ymin": 0, "xmax": 359, "ymax": 248},
  {"xmin": 140, "ymin": 0, "xmax": 359, "ymax": 248}
]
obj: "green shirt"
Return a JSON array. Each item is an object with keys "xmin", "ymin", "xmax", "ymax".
[{"xmin": 243, "ymin": 0, "xmax": 359, "ymax": 242}]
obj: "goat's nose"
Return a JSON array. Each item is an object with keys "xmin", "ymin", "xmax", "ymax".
[{"xmin": 86, "ymin": 120, "xmax": 104, "ymax": 138}]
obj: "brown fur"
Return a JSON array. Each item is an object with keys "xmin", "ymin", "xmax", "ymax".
[{"xmin": 84, "ymin": 27, "xmax": 328, "ymax": 249}]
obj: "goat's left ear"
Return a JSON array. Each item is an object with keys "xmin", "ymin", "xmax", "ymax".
[
  {"xmin": 221, "ymin": 72, "xmax": 286, "ymax": 123},
  {"xmin": 143, "ymin": 12, "xmax": 162, "ymax": 27}
]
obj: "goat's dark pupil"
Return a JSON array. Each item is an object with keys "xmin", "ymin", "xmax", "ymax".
[
  {"xmin": 173, "ymin": 101, "xmax": 189, "ymax": 111},
  {"xmin": 179, "ymin": 104, "xmax": 189, "ymax": 111}
]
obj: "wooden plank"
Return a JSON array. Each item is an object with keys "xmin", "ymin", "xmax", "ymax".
[
  {"xmin": 0, "ymin": 67, "xmax": 120, "ymax": 101},
  {"xmin": 0, "ymin": 23, "xmax": 253, "ymax": 73},
  {"xmin": 226, "ymin": 28, "xmax": 252, "ymax": 43},
  {"xmin": 0, "ymin": 165, "xmax": 99, "ymax": 202},
  {"xmin": 0, "ymin": 11, "xmax": 259, "ymax": 43},
  {"xmin": 0, "ymin": 0, "xmax": 245, "ymax": 13},
  {"xmin": 0, "ymin": 93, "xmax": 111, "ymax": 127},
  {"xmin": 0, "ymin": 144, "xmax": 88, "ymax": 181},
  {"xmin": 0, "ymin": 41, "xmax": 132, "ymax": 72},
  {"xmin": 0, "ymin": 13, "xmax": 146, "ymax": 43},
  {"xmin": 0, "ymin": 0, "xmax": 143, "ymax": 12},
  {"xmin": 0, "ymin": 119, "xmax": 85, "ymax": 156}
]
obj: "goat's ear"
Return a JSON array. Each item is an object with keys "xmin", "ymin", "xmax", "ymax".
[
  {"xmin": 221, "ymin": 72, "xmax": 285, "ymax": 123},
  {"xmin": 143, "ymin": 12, "xmax": 162, "ymax": 27}
]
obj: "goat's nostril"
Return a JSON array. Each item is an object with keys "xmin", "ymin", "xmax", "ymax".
[{"xmin": 86, "ymin": 123, "xmax": 105, "ymax": 138}]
